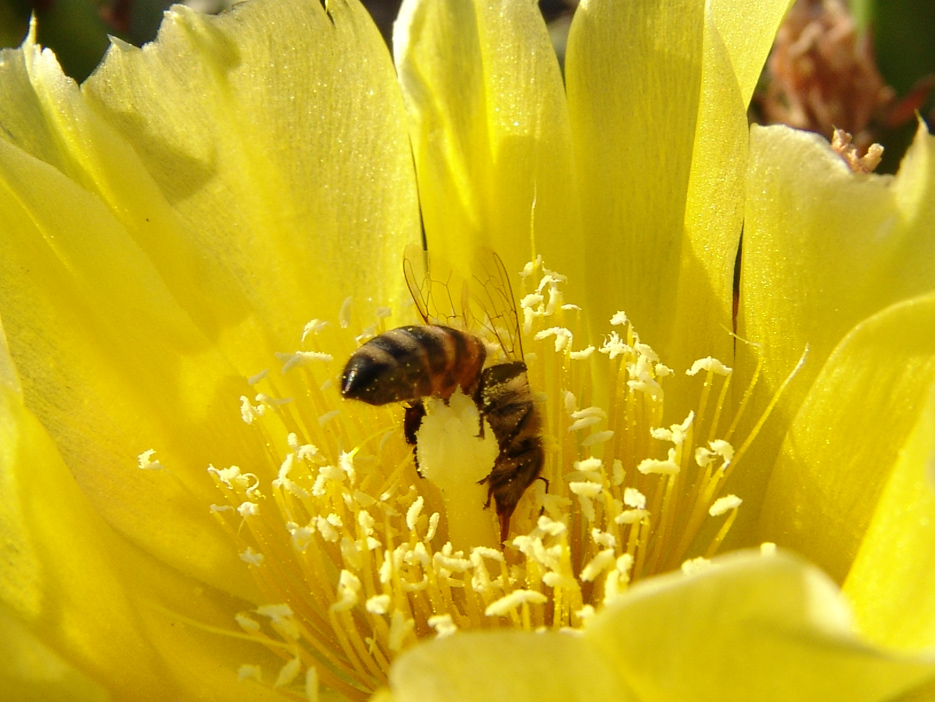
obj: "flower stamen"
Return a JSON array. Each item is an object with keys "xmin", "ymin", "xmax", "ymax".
[
  {"xmin": 134, "ymin": 257, "xmax": 802, "ymax": 699},
  {"xmin": 727, "ymin": 345, "xmax": 809, "ymax": 475}
]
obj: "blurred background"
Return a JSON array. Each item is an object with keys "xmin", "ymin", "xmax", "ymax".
[{"xmin": 0, "ymin": 0, "xmax": 932, "ymax": 173}]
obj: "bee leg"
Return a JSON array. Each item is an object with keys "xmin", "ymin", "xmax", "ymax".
[
  {"xmin": 469, "ymin": 384, "xmax": 487, "ymax": 440},
  {"xmin": 535, "ymin": 476, "xmax": 550, "ymax": 519},
  {"xmin": 403, "ymin": 401, "xmax": 425, "ymax": 445},
  {"xmin": 498, "ymin": 512, "xmax": 511, "ymax": 544},
  {"xmin": 483, "ymin": 484, "xmax": 494, "ymax": 509},
  {"xmin": 477, "ymin": 479, "xmax": 514, "ymax": 543},
  {"xmin": 412, "ymin": 450, "xmax": 423, "ymax": 478},
  {"xmin": 404, "ymin": 402, "xmax": 426, "ymax": 478}
]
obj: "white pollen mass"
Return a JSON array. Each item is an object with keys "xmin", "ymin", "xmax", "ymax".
[
  {"xmin": 568, "ymin": 415, "xmax": 602, "ymax": 432},
  {"xmin": 534, "ymin": 326, "xmax": 573, "ymax": 352},
  {"xmin": 417, "ymin": 392, "xmax": 498, "ymax": 489},
  {"xmin": 570, "ymin": 346, "xmax": 595, "ymax": 359},
  {"xmin": 277, "ymin": 350, "xmax": 333, "ymax": 374},
  {"xmin": 580, "ymin": 549, "xmax": 616, "ymax": 582},
  {"xmin": 366, "ymin": 594, "xmax": 391, "ymax": 615},
  {"xmin": 416, "ymin": 391, "xmax": 500, "ymax": 549},
  {"xmin": 686, "ymin": 356, "xmax": 732, "ymax": 376},
  {"xmin": 247, "ymin": 369, "xmax": 269, "ymax": 385},
  {"xmin": 406, "ymin": 496, "xmax": 424, "ymax": 531},
  {"xmin": 137, "ymin": 449, "xmax": 163, "ymax": 471},
  {"xmin": 275, "ymin": 656, "xmax": 301, "ymax": 688},
  {"xmin": 240, "ymin": 396, "xmax": 260, "ymax": 424},
  {"xmin": 569, "ymin": 481, "xmax": 602, "ymax": 498},
  {"xmin": 623, "ymin": 487, "xmax": 647, "ymax": 509},
  {"xmin": 301, "ymin": 318, "xmax": 328, "ymax": 342},
  {"xmin": 573, "ymin": 457, "xmax": 603, "ymax": 472},
  {"xmin": 238, "ymin": 665, "xmax": 262, "ymax": 682},
  {"xmin": 318, "ymin": 410, "xmax": 340, "ymax": 426},
  {"xmin": 485, "ymin": 589, "xmax": 548, "ymax": 617},
  {"xmin": 709, "ymin": 494, "xmax": 742, "ymax": 516},
  {"xmin": 239, "ymin": 547, "xmax": 264, "ymax": 566},
  {"xmin": 428, "ymin": 614, "xmax": 458, "ymax": 637},
  {"xmin": 637, "ymin": 454, "xmax": 680, "ymax": 475},
  {"xmin": 582, "ymin": 430, "xmax": 614, "ymax": 447}
]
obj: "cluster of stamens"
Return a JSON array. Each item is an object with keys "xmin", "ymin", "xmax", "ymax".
[{"xmin": 146, "ymin": 256, "xmax": 775, "ymax": 701}]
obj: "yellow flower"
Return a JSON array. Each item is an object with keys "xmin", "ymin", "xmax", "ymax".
[{"xmin": 1, "ymin": 0, "xmax": 934, "ymax": 701}]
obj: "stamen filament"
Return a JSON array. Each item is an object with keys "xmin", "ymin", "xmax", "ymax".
[
  {"xmin": 725, "ymin": 347, "xmax": 762, "ymax": 443},
  {"xmin": 705, "ymin": 506, "xmax": 740, "ymax": 558},
  {"xmin": 726, "ymin": 346, "xmax": 809, "ymax": 477},
  {"xmin": 328, "ymin": 610, "xmax": 382, "ymax": 683},
  {"xmin": 695, "ymin": 369, "xmax": 714, "ymax": 433},
  {"xmin": 707, "ymin": 371, "xmax": 732, "ymax": 444}
]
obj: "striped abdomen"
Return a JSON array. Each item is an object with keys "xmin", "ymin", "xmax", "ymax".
[{"xmin": 340, "ymin": 325, "xmax": 486, "ymax": 406}]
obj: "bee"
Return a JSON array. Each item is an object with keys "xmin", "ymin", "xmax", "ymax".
[{"xmin": 340, "ymin": 245, "xmax": 544, "ymax": 542}]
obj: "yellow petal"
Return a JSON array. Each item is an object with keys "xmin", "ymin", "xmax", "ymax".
[
  {"xmin": 0, "ymin": 383, "xmax": 167, "ymax": 697},
  {"xmin": 394, "ymin": 0, "xmax": 581, "ymax": 292},
  {"xmin": 382, "ymin": 550, "xmax": 935, "ymax": 701},
  {"xmin": 566, "ymin": 0, "xmax": 788, "ymax": 366},
  {"xmin": 731, "ymin": 123, "xmax": 935, "ymax": 547},
  {"xmin": 83, "ymin": 0, "xmax": 419, "ymax": 337},
  {"xmin": 585, "ymin": 550, "xmax": 935, "ymax": 702},
  {"xmin": 741, "ymin": 124, "xmax": 935, "ymax": 405},
  {"xmin": 566, "ymin": 0, "xmax": 701, "ymax": 352},
  {"xmin": 675, "ymin": 0, "xmax": 791, "ymax": 381},
  {"xmin": 2, "ymin": 1, "xmax": 418, "ymax": 368},
  {"xmin": 759, "ymin": 293, "xmax": 935, "ymax": 583},
  {"xmin": 709, "ymin": 0, "xmax": 794, "ymax": 107},
  {"xmin": 0, "ymin": 134, "xmax": 258, "ymax": 599},
  {"xmin": 0, "ymin": 605, "xmax": 109, "ymax": 702},
  {"xmin": 0, "ymin": 340, "xmax": 290, "ymax": 697},
  {"xmin": 0, "ymin": 0, "xmax": 417, "ymax": 598},
  {"xmin": 385, "ymin": 629, "xmax": 630, "ymax": 702},
  {"xmin": 844, "ymin": 381, "xmax": 935, "ymax": 652}
]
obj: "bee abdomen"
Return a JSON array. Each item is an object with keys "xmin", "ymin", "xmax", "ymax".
[{"xmin": 341, "ymin": 325, "xmax": 485, "ymax": 406}]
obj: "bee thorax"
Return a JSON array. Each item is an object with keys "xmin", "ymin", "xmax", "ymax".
[{"xmin": 477, "ymin": 362, "xmax": 539, "ymax": 445}]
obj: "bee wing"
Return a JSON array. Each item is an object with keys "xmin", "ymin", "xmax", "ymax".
[
  {"xmin": 403, "ymin": 244, "xmax": 522, "ymax": 361},
  {"xmin": 403, "ymin": 243, "xmax": 473, "ymax": 328},
  {"xmin": 467, "ymin": 247, "xmax": 523, "ymax": 362}
]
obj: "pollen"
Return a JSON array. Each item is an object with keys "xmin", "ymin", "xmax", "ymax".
[{"xmin": 143, "ymin": 254, "xmax": 793, "ymax": 700}]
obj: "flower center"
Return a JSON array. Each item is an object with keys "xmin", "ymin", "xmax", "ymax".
[{"xmin": 179, "ymin": 256, "xmax": 779, "ymax": 700}]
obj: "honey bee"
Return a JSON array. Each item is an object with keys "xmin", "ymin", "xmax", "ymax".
[{"xmin": 340, "ymin": 245, "xmax": 544, "ymax": 542}]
